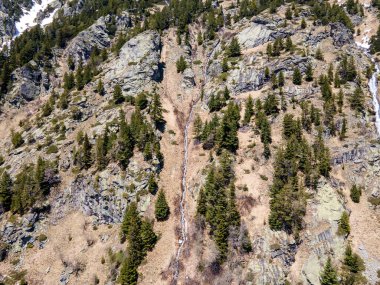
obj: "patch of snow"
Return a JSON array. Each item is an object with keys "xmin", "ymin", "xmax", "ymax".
[{"xmin": 15, "ymin": 0, "xmax": 57, "ymax": 36}]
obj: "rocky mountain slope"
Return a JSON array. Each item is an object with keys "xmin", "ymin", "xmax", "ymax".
[{"xmin": 0, "ymin": 0, "xmax": 380, "ymax": 284}]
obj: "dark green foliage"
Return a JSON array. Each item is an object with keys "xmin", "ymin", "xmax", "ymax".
[
  {"xmin": 215, "ymin": 102, "xmax": 240, "ymax": 153},
  {"xmin": 120, "ymin": 202, "xmax": 139, "ymax": 242},
  {"xmin": 208, "ymin": 93, "xmax": 226, "ymax": 112},
  {"xmin": 140, "ymin": 219, "xmax": 158, "ymax": 254},
  {"xmin": 339, "ymin": 56, "xmax": 357, "ymax": 83},
  {"xmin": 243, "ymin": 95, "xmax": 254, "ymax": 125},
  {"xmin": 320, "ymin": 257, "xmax": 339, "ymax": 285},
  {"xmin": 312, "ymin": 2, "xmax": 353, "ymax": 31},
  {"xmin": 0, "ymin": 172, "xmax": 12, "ymax": 212},
  {"xmin": 370, "ymin": 25, "xmax": 380, "ymax": 54},
  {"xmin": 80, "ymin": 134, "xmax": 92, "ymax": 170},
  {"xmin": 305, "ymin": 63, "xmax": 313, "ymax": 82},
  {"xmin": 285, "ymin": 36, "xmax": 293, "ymax": 51},
  {"xmin": 96, "ymin": 127, "xmax": 109, "ymax": 170},
  {"xmin": 117, "ymin": 111, "xmax": 134, "ymax": 169},
  {"xmin": 338, "ymin": 211, "xmax": 350, "ymax": 236},
  {"xmin": 342, "ymin": 245, "xmax": 365, "ymax": 284},
  {"xmin": 150, "ymin": 93, "xmax": 165, "ymax": 127},
  {"xmin": 349, "ymin": 86, "xmax": 365, "ymax": 113},
  {"xmin": 135, "ymin": 93, "xmax": 148, "ymax": 110},
  {"xmin": 315, "ymin": 48, "xmax": 324, "ymax": 60},
  {"xmin": 293, "ymin": 67, "xmax": 302, "ymax": 85},
  {"xmin": 193, "ymin": 114, "xmax": 203, "ymax": 141},
  {"xmin": 350, "ymin": 184, "xmax": 362, "ymax": 203},
  {"xmin": 155, "ymin": 190, "xmax": 170, "ymax": 221},
  {"xmin": 96, "ymin": 80, "xmax": 104, "ymax": 95},
  {"xmin": 227, "ymin": 37, "xmax": 241, "ymax": 57},
  {"xmin": 278, "ymin": 71, "xmax": 285, "ymax": 87},
  {"xmin": 147, "ymin": 174, "xmax": 158, "ymax": 195},
  {"xmin": 176, "ymin": 56, "xmax": 187, "ymax": 73},
  {"xmin": 11, "ymin": 130, "xmax": 24, "ymax": 148},
  {"xmin": 285, "ymin": 7, "xmax": 292, "ymax": 19},
  {"xmin": 197, "ymin": 154, "xmax": 241, "ymax": 261},
  {"xmin": 301, "ymin": 18, "xmax": 307, "ymax": 29},
  {"xmin": 113, "ymin": 85, "xmax": 125, "ymax": 105},
  {"xmin": 10, "ymin": 158, "xmax": 57, "ymax": 214}
]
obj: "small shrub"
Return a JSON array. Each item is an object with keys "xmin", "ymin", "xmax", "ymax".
[{"xmin": 46, "ymin": 145, "xmax": 59, "ymax": 154}]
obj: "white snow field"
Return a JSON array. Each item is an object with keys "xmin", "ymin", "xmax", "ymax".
[{"xmin": 15, "ymin": 0, "xmax": 57, "ymax": 35}]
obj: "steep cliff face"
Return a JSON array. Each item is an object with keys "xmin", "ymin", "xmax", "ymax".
[{"xmin": 0, "ymin": 0, "xmax": 380, "ymax": 284}]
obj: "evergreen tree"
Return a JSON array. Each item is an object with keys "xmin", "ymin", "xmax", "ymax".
[
  {"xmin": 176, "ymin": 56, "xmax": 187, "ymax": 73},
  {"xmin": 147, "ymin": 174, "xmax": 158, "ymax": 195},
  {"xmin": 140, "ymin": 219, "xmax": 157, "ymax": 254},
  {"xmin": 75, "ymin": 63, "xmax": 84, "ymax": 90},
  {"xmin": 0, "ymin": 171, "xmax": 12, "ymax": 212},
  {"xmin": 320, "ymin": 257, "xmax": 339, "ymax": 285},
  {"xmin": 193, "ymin": 114, "xmax": 203, "ymax": 141},
  {"xmin": 196, "ymin": 188, "xmax": 207, "ymax": 216},
  {"xmin": 120, "ymin": 202, "xmax": 139, "ymax": 242},
  {"xmin": 315, "ymin": 47, "xmax": 324, "ymax": 60},
  {"xmin": 338, "ymin": 211, "xmax": 350, "ymax": 236},
  {"xmin": 96, "ymin": 79, "xmax": 104, "ymax": 95},
  {"xmin": 339, "ymin": 117, "xmax": 347, "ymax": 141},
  {"xmin": 227, "ymin": 37, "xmax": 241, "ymax": 57},
  {"xmin": 350, "ymin": 86, "xmax": 365, "ymax": 113},
  {"xmin": 350, "ymin": 184, "xmax": 362, "ymax": 203},
  {"xmin": 305, "ymin": 63, "xmax": 313, "ymax": 82},
  {"xmin": 285, "ymin": 7, "xmax": 292, "ymax": 19},
  {"xmin": 243, "ymin": 95, "xmax": 254, "ymax": 125},
  {"xmin": 118, "ymin": 111, "xmax": 134, "ymax": 169},
  {"xmin": 285, "ymin": 36, "xmax": 293, "ymax": 51},
  {"xmin": 113, "ymin": 84, "xmax": 125, "ymax": 104},
  {"xmin": 227, "ymin": 184, "xmax": 240, "ymax": 227},
  {"xmin": 150, "ymin": 93, "xmax": 165, "ymax": 127},
  {"xmin": 82, "ymin": 134, "xmax": 92, "ymax": 169},
  {"xmin": 278, "ymin": 71, "xmax": 285, "ymax": 87},
  {"xmin": 155, "ymin": 190, "xmax": 170, "ymax": 221},
  {"xmin": 293, "ymin": 67, "xmax": 302, "ymax": 85},
  {"xmin": 301, "ymin": 18, "xmax": 307, "ymax": 29}
]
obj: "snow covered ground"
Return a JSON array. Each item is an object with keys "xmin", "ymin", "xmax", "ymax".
[{"xmin": 15, "ymin": 0, "xmax": 57, "ymax": 36}]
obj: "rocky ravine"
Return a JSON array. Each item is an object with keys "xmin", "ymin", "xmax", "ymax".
[{"xmin": 0, "ymin": 1, "xmax": 380, "ymax": 285}]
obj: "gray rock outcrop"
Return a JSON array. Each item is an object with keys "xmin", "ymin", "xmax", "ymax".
[
  {"xmin": 103, "ymin": 30, "xmax": 162, "ymax": 96},
  {"xmin": 64, "ymin": 17, "xmax": 111, "ymax": 65}
]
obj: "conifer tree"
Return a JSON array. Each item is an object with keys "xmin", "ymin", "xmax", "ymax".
[
  {"xmin": 320, "ymin": 257, "xmax": 339, "ymax": 285},
  {"xmin": 338, "ymin": 211, "xmax": 350, "ymax": 236},
  {"xmin": 350, "ymin": 184, "xmax": 362, "ymax": 203},
  {"xmin": 176, "ymin": 56, "xmax": 187, "ymax": 73},
  {"xmin": 196, "ymin": 188, "xmax": 207, "ymax": 216},
  {"xmin": 150, "ymin": 93, "xmax": 165, "ymax": 127},
  {"xmin": 113, "ymin": 84, "xmax": 124, "ymax": 104},
  {"xmin": 96, "ymin": 79, "xmax": 104, "ymax": 95},
  {"xmin": 243, "ymin": 95, "xmax": 254, "ymax": 125},
  {"xmin": 75, "ymin": 63, "xmax": 84, "ymax": 90},
  {"xmin": 147, "ymin": 174, "xmax": 158, "ymax": 195},
  {"xmin": 82, "ymin": 134, "xmax": 92, "ymax": 169},
  {"xmin": 339, "ymin": 117, "xmax": 347, "ymax": 141},
  {"xmin": 140, "ymin": 219, "xmax": 157, "ymax": 254},
  {"xmin": 285, "ymin": 36, "xmax": 293, "ymax": 51},
  {"xmin": 315, "ymin": 47, "xmax": 324, "ymax": 60},
  {"xmin": 278, "ymin": 71, "xmax": 285, "ymax": 87},
  {"xmin": 193, "ymin": 115, "xmax": 203, "ymax": 141},
  {"xmin": 0, "ymin": 171, "xmax": 12, "ymax": 212},
  {"xmin": 155, "ymin": 190, "xmax": 170, "ymax": 221},
  {"xmin": 228, "ymin": 184, "xmax": 240, "ymax": 227},
  {"xmin": 293, "ymin": 67, "xmax": 302, "ymax": 85},
  {"xmin": 301, "ymin": 18, "xmax": 307, "ymax": 29},
  {"xmin": 120, "ymin": 202, "xmax": 139, "ymax": 242},
  {"xmin": 305, "ymin": 63, "xmax": 313, "ymax": 82},
  {"xmin": 227, "ymin": 37, "xmax": 241, "ymax": 57},
  {"xmin": 118, "ymin": 111, "xmax": 134, "ymax": 169},
  {"xmin": 285, "ymin": 7, "xmax": 292, "ymax": 19}
]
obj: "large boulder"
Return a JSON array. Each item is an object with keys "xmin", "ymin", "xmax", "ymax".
[
  {"xmin": 103, "ymin": 30, "xmax": 162, "ymax": 96},
  {"xmin": 7, "ymin": 61, "xmax": 46, "ymax": 106},
  {"xmin": 64, "ymin": 17, "xmax": 111, "ymax": 65},
  {"xmin": 237, "ymin": 20, "xmax": 292, "ymax": 49}
]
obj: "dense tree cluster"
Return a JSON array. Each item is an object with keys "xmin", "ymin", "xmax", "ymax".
[
  {"xmin": 194, "ymin": 101, "xmax": 240, "ymax": 153},
  {"xmin": 74, "ymin": 93, "xmax": 164, "ymax": 171},
  {"xmin": 0, "ymin": 158, "xmax": 58, "ymax": 215},
  {"xmin": 119, "ymin": 202, "xmax": 157, "ymax": 284},
  {"xmin": 196, "ymin": 151, "xmax": 241, "ymax": 261},
  {"xmin": 269, "ymin": 119, "xmax": 331, "ymax": 233}
]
